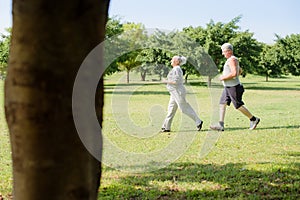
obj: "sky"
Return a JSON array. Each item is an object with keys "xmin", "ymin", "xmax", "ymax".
[{"xmin": 1, "ymin": 0, "xmax": 300, "ymax": 44}]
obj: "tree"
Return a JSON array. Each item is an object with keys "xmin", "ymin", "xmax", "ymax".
[
  {"xmin": 0, "ymin": 28, "xmax": 11, "ymax": 79},
  {"xmin": 104, "ymin": 16, "xmax": 124, "ymax": 75},
  {"xmin": 135, "ymin": 30, "xmax": 173, "ymax": 81},
  {"xmin": 135, "ymin": 47, "xmax": 171, "ymax": 81},
  {"xmin": 257, "ymin": 44, "xmax": 282, "ymax": 81},
  {"xmin": 105, "ymin": 16, "xmax": 124, "ymax": 39},
  {"xmin": 276, "ymin": 34, "xmax": 300, "ymax": 76},
  {"xmin": 184, "ymin": 16, "xmax": 241, "ymax": 70},
  {"xmin": 117, "ymin": 51, "xmax": 142, "ymax": 83},
  {"xmin": 134, "ymin": 30, "xmax": 218, "ymax": 84},
  {"xmin": 170, "ymin": 31, "xmax": 218, "ymax": 85},
  {"xmin": 230, "ymin": 31, "xmax": 262, "ymax": 76},
  {"xmin": 5, "ymin": 0, "xmax": 110, "ymax": 199},
  {"xmin": 114, "ymin": 22, "xmax": 147, "ymax": 83}
]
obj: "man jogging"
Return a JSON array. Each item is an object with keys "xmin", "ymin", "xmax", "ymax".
[{"xmin": 210, "ymin": 43, "xmax": 260, "ymax": 131}]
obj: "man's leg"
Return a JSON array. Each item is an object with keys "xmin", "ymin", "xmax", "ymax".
[
  {"xmin": 233, "ymin": 85, "xmax": 260, "ymax": 130},
  {"xmin": 210, "ymin": 104, "xmax": 226, "ymax": 131},
  {"xmin": 219, "ymin": 103, "xmax": 226, "ymax": 123},
  {"xmin": 210, "ymin": 88, "xmax": 228, "ymax": 131},
  {"xmin": 237, "ymin": 105, "xmax": 260, "ymax": 130},
  {"xmin": 237, "ymin": 105, "xmax": 253, "ymax": 119}
]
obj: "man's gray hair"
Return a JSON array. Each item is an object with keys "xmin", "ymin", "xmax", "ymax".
[{"xmin": 221, "ymin": 43, "xmax": 233, "ymax": 51}]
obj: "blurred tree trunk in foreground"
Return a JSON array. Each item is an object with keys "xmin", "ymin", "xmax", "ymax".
[{"xmin": 5, "ymin": 0, "xmax": 110, "ymax": 199}]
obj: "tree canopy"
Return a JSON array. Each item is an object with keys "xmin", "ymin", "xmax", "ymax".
[
  {"xmin": 0, "ymin": 28, "xmax": 11, "ymax": 79},
  {"xmin": 2, "ymin": 17, "xmax": 300, "ymax": 81}
]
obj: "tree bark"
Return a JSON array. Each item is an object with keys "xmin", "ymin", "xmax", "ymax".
[
  {"xmin": 266, "ymin": 73, "xmax": 269, "ymax": 82},
  {"xmin": 127, "ymin": 70, "xmax": 130, "ymax": 83},
  {"xmin": 207, "ymin": 76, "xmax": 212, "ymax": 87},
  {"xmin": 185, "ymin": 73, "xmax": 188, "ymax": 84},
  {"xmin": 5, "ymin": 0, "xmax": 110, "ymax": 199},
  {"xmin": 141, "ymin": 71, "xmax": 146, "ymax": 81}
]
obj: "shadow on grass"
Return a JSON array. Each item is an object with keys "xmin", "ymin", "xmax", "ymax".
[
  {"xmin": 105, "ymin": 82, "xmax": 164, "ymax": 87},
  {"xmin": 104, "ymin": 81, "xmax": 209, "ymax": 87},
  {"xmin": 277, "ymin": 152, "xmax": 300, "ymax": 160},
  {"xmin": 160, "ymin": 125, "xmax": 300, "ymax": 134},
  {"xmin": 103, "ymin": 81, "xmax": 209, "ymax": 95},
  {"xmin": 226, "ymin": 125, "xmax": 300, "ymax": 131},
  {"xmin": 104, "ymin": 90, "xmax": 170, "ymax": 95},
  {"xmin": 245, "ymin": 86, "xmax": 300, "ymax": 91},
  {"xmin": 237, "ymin": 80, "xmax": 300, "ymax": 91},
  {"xmin": 104, "ymin": 82, "xmax": 170, "ymax": 96},
  {"xmin": 104, "ymin": 81, "xmax": 300, "ymax": 94},
  {"xmin": 99, "ymin": 162, "xmax": 300, "ymax": 199}
]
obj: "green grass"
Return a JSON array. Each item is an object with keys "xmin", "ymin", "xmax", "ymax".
[
  {"xmin": 0, "ymin": 80, "xmax": 13, "ymax": 199},
  {"xmin": 1, "ymin": 73, "xmax": 300, "ymax": 199}
]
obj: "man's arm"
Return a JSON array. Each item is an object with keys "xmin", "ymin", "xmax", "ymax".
[{"xmin": 220, "ymin": 58, "xmax": 238, "ymax": 81}]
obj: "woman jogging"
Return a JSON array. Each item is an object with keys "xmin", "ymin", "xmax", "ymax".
[{"xmin": 161, "ymin": 56, "xmax": 203, "ymax": 132}]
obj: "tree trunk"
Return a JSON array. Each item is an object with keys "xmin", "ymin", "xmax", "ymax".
[
  {"xmin": 127, "ymin": 70, "xmax": 130, "ymax": 83},
  {"xmin": 207, "ymin": 76, "xmax": 212, "ymax": 87},
  {"xmin": 185, "ymin": 73, "xmax": 188, "ymax": 84},
  {"xmin": 5, "ymin": 0, "xmax": 110, "ymax": 199},
  {"xmin": 141, "ymin": 71, "xmax": 146, "ymax": 81}
]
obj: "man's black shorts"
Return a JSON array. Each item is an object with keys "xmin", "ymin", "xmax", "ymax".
[{"xmin": 220, "ymin": 84, "xmax": 245, "ymax": 109}]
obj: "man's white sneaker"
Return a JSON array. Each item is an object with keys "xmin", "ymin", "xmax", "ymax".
[
  {"xmin": 249, "ymin": 118, "xmax": 260, "ymax": 130},
  {"xmin": 210, "ymin": 124, "xmax": 224, "ymax": 131}
]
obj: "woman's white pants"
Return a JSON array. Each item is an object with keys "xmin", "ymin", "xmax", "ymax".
[{"xmin": 162, "ymin": 88, "xmax": 201, "ymax": 130}]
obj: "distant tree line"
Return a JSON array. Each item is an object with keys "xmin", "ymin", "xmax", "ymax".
[
  {"xmin": 1, "ymin": 16, "xmax": 300, "ymax": 82},
  {"xmin": 104, "ymin": 16, "xmax": 300, "ymax": 83}
]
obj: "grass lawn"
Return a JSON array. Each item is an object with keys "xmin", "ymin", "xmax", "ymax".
[
  {"xmin": 1, "ymin": 73, "xmax": 300, "ymax": 199},
  {"xmin": 0, "ymin": 80, "xmax": 13, "ymax": 199}
]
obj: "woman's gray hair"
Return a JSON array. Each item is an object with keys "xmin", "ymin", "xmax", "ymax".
[{"xmin": 174, "ymin": 56, "xmax": 187, "ymax": 66}]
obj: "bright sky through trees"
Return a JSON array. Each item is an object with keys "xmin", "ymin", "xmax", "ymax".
[
  {"xmin": 108, "ymin": 0, "xmax": 300, "ymax": 44},
  {"xmin": 1, "ymin": 0, "xmax": 300, "ymax": 44}
]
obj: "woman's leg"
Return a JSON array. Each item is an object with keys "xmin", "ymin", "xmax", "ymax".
[
  {"xmin": 175, "ymin": 90, "xmax": 202, "ymax": 126},
  {"xmin": 162, "ymin": 95, "xmax": 178, "ymax": 130}
]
